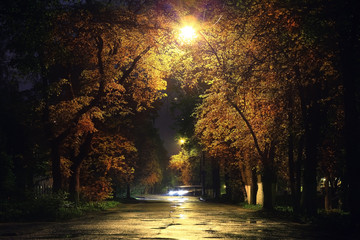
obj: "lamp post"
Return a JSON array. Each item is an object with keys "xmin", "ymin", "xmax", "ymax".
[
  {"xmin": 178, "ymin": 24, "xmax": 222, "ymax": 66},
  {"xmin": 179, "ymin": 26, "xmax": 197, "ymax": 44},
  {"xmin": 178, "ymin": 138, "xmax": 186, "ymax": 146},
  {"xmin": 177, "ymin": 23, "xmax": 217, "ymax": 198},
  {"xmin": 178, "ymin": 22, "xmax": 223, "ymax": 198}
]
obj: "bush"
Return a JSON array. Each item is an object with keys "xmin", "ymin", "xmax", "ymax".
[
  {"xmin": 0, "ymin": 192, "xmax": 119, "ymax": 222},
  {"xmin": 0, "ymin": 192, "xmax": 71, "ymax": 221},
  {"xmin": 26, "ymin": 192, "xmax": 71, "ymax": 220}
]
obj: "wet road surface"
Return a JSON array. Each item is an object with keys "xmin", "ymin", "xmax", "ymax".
[{"xmin": 0, "ymin": 195, "xmax": 357, "ymax": 239}]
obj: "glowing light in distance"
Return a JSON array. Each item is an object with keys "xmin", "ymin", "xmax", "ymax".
[
  {"xmin": 179, "ymin": 26, "xmax": 197, "ymax": 43},
  {"xmin": 179, "ymin": 138, "xmax": 186, "ymax": 145},
  {"xmin": 168, "ymin": 189, "xmax": 189, "ymax": 196}
]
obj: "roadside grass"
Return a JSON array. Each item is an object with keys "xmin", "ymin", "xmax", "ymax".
[
  {"xmin": 315, "ymin": 209, "xmax": 352, "ymax": 232},
  {"xmin": 239, "ymin": 202, "xmax": 352, "ymax": 230},
  {"xmin": 240, "ymin": 203, "xmax": 263, "ymax": 211},
  {"xmin": 57, "ymin": 200, "xmax": 120, "ymax": 220},
  {"xmin": 0, "ymin": 193, "xmax": 120, "ymax": 222},
  {"xmin": 240, "ymin": 203, "xmax": 356, "ymax": 238}
]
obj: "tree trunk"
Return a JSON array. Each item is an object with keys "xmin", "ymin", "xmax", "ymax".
[
  {"xmin": 69, "ymin": 162, "xmax": 81, "ymax": 205},
  {"xmin": 211, "ymin": 157, "xmax": 220, "ymax": 199},
  {"xmin": 287, "ymin": 89, "xmax": 301, "ymax": 215},
  {"xmin": 288, "ymin": 121, "xmax": 298, "ymax": 214},
  {"xmin": 295, "ymin": 136, "xmax": 304, "ymax": 215},
  {"xmin": 126, "ymin": 183, "xmax": 131, "ymax": 199},
  {"xmin": 69, "ymin": 134, "xmax": 93, "ymax": 204},
  {"xmin": 298, "ymin": 80, "xmax": 321, "ymax": 217},
  {"xmin": 343, "ymin": 72, "xmax": 360, "ymax": 220},
  {"xmin": 51, "ymin": 139, "xmax": 62, "ymax": 192},
  {"xmin": 338, "ymin": 0, "xmax": 360, "ymax": 222},
  {"xmin": 201, "ymin": 151, "xmax": 206, "ymax": 196},
  {"xmin": 262, "ymin": 168, "xmax": 274, "ymax": 210},
  {"xmin": 224, "ymin": 171, "xmax": 231, "ymax": 200},
  {"xmin": 262, "ymin": 143, "xmax": 276, "ymax": 210},
  {"xmin": 240, "ymin": 161, "xmax": 255, "ymax": 204},
  {"xmin": 324, "ymin": 175, "xmax": 332, "ymax": 211},
  {"xmin": 302, "ymin": 112, "xmax": 320, "ymax": 217},
  {"xmin": 228, "ymin": 99, "xmax": 277, "ymax": 209},
  {"xmin": 250, "ymin": 168, "xmax": 257, "ymax": 205}
]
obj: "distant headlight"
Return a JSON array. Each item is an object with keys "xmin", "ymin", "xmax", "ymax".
[
  {"xmin": 178, "ymin": 190, "xmax": 189, "ymax": 196},
  {"xmin": 168, "ymin": 190, "xmax": 177, "ymax": 196},
  {"xmin": 168, "ymin": 190, "xmax": 189, "ymax": 196}
]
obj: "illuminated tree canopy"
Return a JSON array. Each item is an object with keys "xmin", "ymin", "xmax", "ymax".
[{"xmin": 1, "ymin": 0, "xmax": 359, "ymax": 222}]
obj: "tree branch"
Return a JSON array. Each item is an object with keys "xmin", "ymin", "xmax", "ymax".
[
  {"xmin": 56, "ymin": 45, "xmax": 151, "ymax": 144},
  {"xmin": 226, "ymin": 96, "xmax": 265, "ymax": 159},
  {"xmin": 117, "ymin": 45, "xmax": 152, "ymax": 85}
]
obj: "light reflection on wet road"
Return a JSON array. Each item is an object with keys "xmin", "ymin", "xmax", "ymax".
[{"xmin": 0, "ymin": 195, "xmax": 355, "ymax": 239}]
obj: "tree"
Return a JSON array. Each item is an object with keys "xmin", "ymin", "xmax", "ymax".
[
  {"xmin": 273, "ymin": 0, "xmax": 343, "ymax": 216},
  {"xmin": 173, "ymin": 0, "xmax": 287, "ymax": 209},
  {"xmin": 169, "ymin": 150, "xmax": 192, "ymax": 185},
  {"xmin": 0, "ymin": 0, "xmax": 61, "ymax": 197},
  {"xmin": 133, "ymin": 113, "xmax": 168, "ymax": 195},
  {"xmin": 174, "ymin": 0, "xmax": 341, "ymax": 213},
  {"xmin": 333, "ymin": 0, "xmax": 360, "ymax": 222},
  {"xmin": 0, "ymin": 77, "xmax": 36, "ymax": 199},
  {"xmin": 194, "ymin": 84, "xmax": 260, "ymax": 203},
  {"xmin": 81, "ymin": 133, "xmax": 137, "ymax": 201},
  {"xmin": 41, "ymin": 2, "xmax": 170, "ymax": 202}
]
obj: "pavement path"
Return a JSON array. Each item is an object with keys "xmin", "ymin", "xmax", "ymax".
[{"xmin": 0, "ymin": 195, "xmax": 357, "ymax": 239}]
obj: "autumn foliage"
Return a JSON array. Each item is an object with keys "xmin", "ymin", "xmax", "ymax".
[
  {"xmin": 169, "ymin": 150, "xmax": 192, "ymax": 185},
  {"xmin": 37, "ymin": 2, "xmax": 172, "ymax": 202},
  {"xmin": 167, "ymin": 0, "xmax": 349, "ymax": 214},
  {"xmin": 1, "ymin": 0, "xmax": 359, "ymax": 222}
]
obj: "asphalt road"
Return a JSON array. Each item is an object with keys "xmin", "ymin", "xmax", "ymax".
[{"xmin": 0, "ymin": 195, "xmax": 357, "ymax": 239}]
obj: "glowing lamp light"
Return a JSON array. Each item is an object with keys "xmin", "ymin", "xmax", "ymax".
[
  {"xmin": 179, "ymin": 138, "xmax": 186, "ymax": 145},
  {"xmin": 179, "ymin": 25, "xmax": 197, "ymax": 43}
]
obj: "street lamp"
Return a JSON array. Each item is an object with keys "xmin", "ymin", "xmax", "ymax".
[
  {"xmin": 179, "ymin": 138, "xmax": 186, "ymax": 145},
  {"xmin": 179, "ymin": 26, "xmax": 197, "ymax": 43},
  {"xmin": 178, "ymin": 15, "xmax": 199, "ymax": 44},
  {"xmin": 178, "ymin": 20, "xmax": 222, "ymax": 66},
  {"xmin": 176, "ymin": 17, "xmax": 224, "ymax": 198}
]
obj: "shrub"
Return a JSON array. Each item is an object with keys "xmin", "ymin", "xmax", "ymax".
[
  {"xmin": 0, "ymin": 192, "xmax": 119, "ymax": 222},
  {"xmin": 27, "ymin": 192, "xmax": 71, "ymax": 220}
]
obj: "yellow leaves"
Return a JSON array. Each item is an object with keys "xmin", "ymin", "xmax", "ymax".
[
  {"xmin": 143, "ymin": 172, "xmax": 160, "ymax": 186},
  {"xmin": 169, "ymin": 150, "xmax": 192, "ymax": 185},
  {"xmin": 80, "ymin": 133, "xmax": 137, "ymax": 198},
  {"xmin": 49, "ymin": 96, "xmax": 95, "ymax": 135},
  {"xmin": 169, "ymin": 151, "xmax": 190, "ymax": 171},
  {"xmin": 141, "ymin": 159, "xmax": 162, "ymax": 186},
  {"xmin": 110, "ymin": 156, "xmax": 126, "ymax": 172},
  {"xmin": 130, "ymin": 73, "xmax": 167, "ymax": 111},
  {"xmin": 60, "ymin": 157, "xmax": 72, "ymax": 178},
  {"xmin": 80, "ymin": 177, "xmax": 113, "ymax": 201},
  {"xmin": 48, "ymin": 78, "xmax": 71, "ymax": 97},
  {"xmin": 80, "ymin": 70, "xmax": 101, "ymax": 95},
  {"xmin": 106, "ymin": 81, "xmax": 126, "ymax": 93},
  {"xmin": 76, "ymin": 116, "xmax": 97, "ymax": 135},
  {"xmin": 89, "ymin": 107, "xmax": 104, "ymax": 121},
  {"xmin": 89, "ymin": 134, "xmax": 137, "ymax": 175}
]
